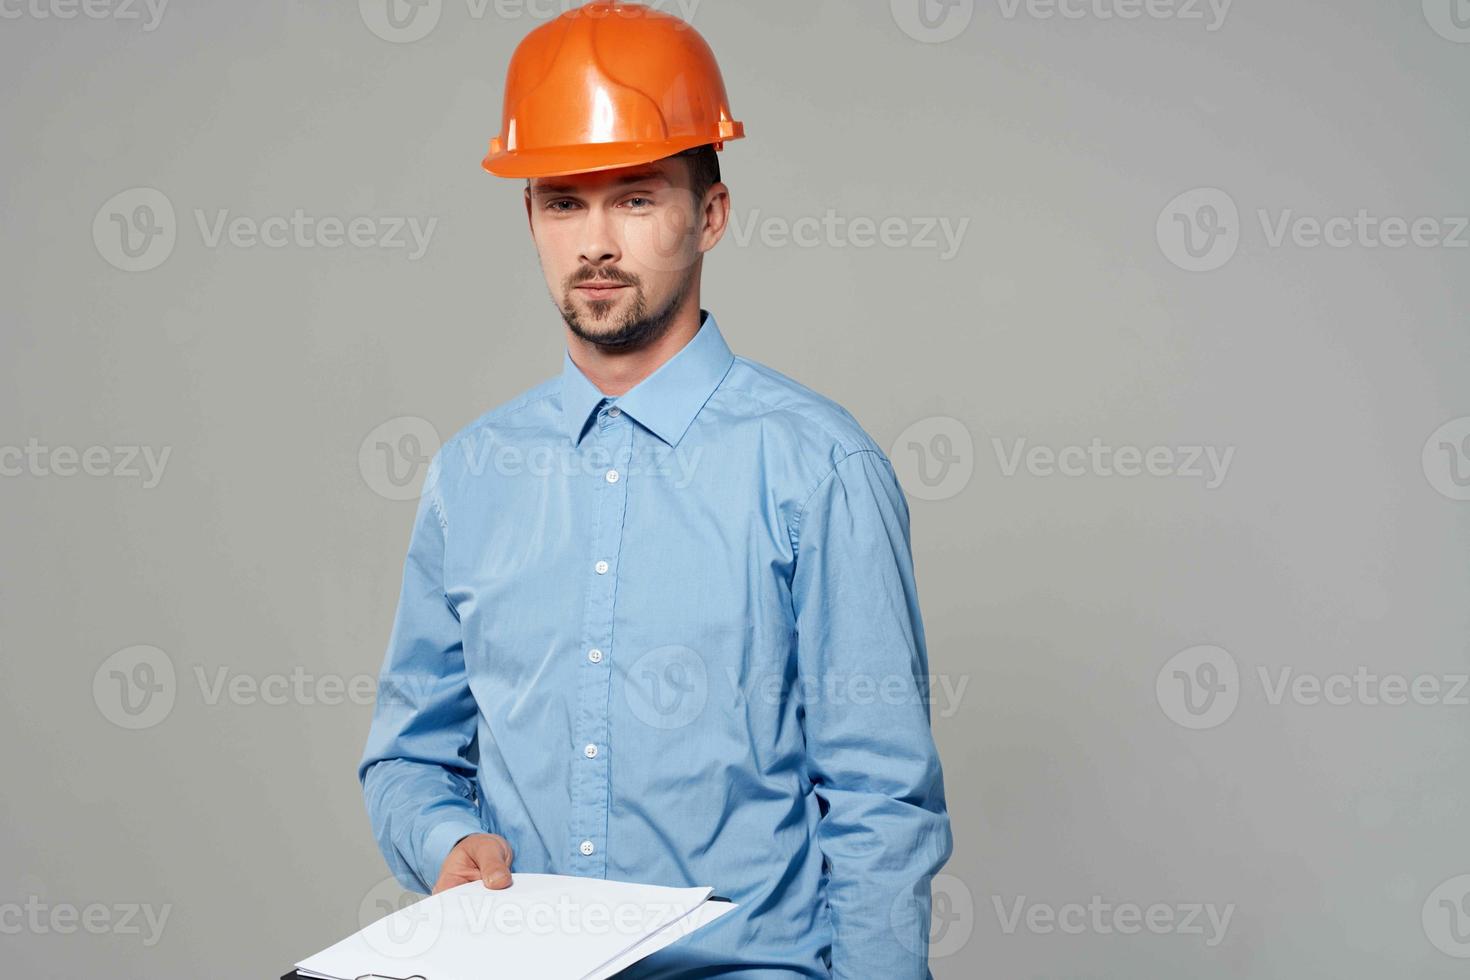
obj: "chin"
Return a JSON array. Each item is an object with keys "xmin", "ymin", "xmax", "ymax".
[{"xmin": 575, "ymin": 291, "xmax": 630, "ymax": 318}]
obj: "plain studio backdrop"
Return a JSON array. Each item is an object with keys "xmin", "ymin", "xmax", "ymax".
[{"xmin": 3, "ymin": 1, "xmax": 1469, "ymax": 977}]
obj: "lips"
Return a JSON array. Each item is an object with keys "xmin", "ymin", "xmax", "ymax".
[{"xmin": 576, "ymin": 282, "xmax": 629, "ymax": 297}]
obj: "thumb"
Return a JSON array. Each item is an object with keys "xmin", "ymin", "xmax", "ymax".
[{"xmin": 474, "ymin": 835, "xmax": 514, "ymax": 889}]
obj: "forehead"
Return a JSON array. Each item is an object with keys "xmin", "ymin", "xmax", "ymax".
[{"xmin": 529, "ymin": 160, "xmax": 683, "ymax": 196}]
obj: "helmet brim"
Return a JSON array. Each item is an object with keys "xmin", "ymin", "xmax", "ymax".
[{"xmin": 483, "ymin": 134, "xmax": 740, "ymax": 180}]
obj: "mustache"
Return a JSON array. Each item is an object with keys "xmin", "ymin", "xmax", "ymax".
[{"xmin": 569, "ymin": 267, "xmax": 639, "ymax": 288}]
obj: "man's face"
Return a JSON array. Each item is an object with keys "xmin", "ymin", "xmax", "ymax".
[{"xmin": 525, "ymin": 155, "xmax": 722, "ymax": 351}]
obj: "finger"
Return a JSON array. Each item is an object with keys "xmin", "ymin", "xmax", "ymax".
[
  {"xmin": 472, "ymin": 835, "xmax": 513, "ymax": 870},
  {"xmin": 472, "ymin": 839, "xmax": 513, "ymax": 889},
  {"xmin": 480, "ymin": 859, "xmax": 511, "ymax": 888}
]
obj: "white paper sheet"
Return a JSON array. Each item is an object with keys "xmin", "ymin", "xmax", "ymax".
[
  {"xmin": 295, "ymin": 873, "xmax": 736, "ymax": 980},
  {"xmin": 582, "ymin": 896, "xmax": 737, "ymax": 980}
]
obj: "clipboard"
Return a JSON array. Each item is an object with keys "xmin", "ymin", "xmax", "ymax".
[{"xmin": 281, "ymin": 895, "xmax": 734, "ymax": 979}]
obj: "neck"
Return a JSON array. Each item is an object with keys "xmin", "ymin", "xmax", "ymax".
[{"xmin": 566, "ymin": 289, "xmax": 704, "ymax": 397}]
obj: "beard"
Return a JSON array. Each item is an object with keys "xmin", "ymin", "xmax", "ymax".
[{"xmin": 558, "ymin": 267, "xmax": 692, "ymax": 353}]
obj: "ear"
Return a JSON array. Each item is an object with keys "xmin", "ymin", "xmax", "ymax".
[
  {"xmin": 698, "ymin": 181, "xmax": 730, "ymax": 254},
  {"xmin": 523, "ymin": 184, "xmax": 535, "ymax": 236}
]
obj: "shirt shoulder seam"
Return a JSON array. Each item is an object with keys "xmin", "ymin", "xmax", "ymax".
[
  {"xmin": 789, "ymin": 448, "xmax": 883, "ymax": 555},
  {"xmin": 721, "ymin": 358, "xmax": 868, "ymax": 454}
]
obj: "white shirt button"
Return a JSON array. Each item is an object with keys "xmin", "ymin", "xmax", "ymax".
[
  {"xmin": 595, "ymin": 560, "xmax": 609, "ymax": 574},
  {"xmin": 583, "ymin": 743, "xmax": 598, "ymax": 759},
  {"xmin": 579, "ymin": 840, "xmax": 595, "ymax": 856},
  {"xmin": 605, "ymin": 469, "xmax": 619, "ymax": 483},
  {"xmin": 607, "ymin": 406, "xmax": 621, "ymax": 417},
  {"xmin": 588, "ymin": 648, "xmax": 603, "ymax": 664}
]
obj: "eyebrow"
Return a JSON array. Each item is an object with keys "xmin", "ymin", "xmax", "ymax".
[{"xmin": 531, "ymin": 170, "xmax": 671, "ymax": 196}]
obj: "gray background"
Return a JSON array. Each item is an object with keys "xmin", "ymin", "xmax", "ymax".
[{"xmin": 3, "ymin": 0, "xmax": 1469, "ymax": 977}]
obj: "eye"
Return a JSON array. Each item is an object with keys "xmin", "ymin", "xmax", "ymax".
[
  {"xmin": 622, "ymin": 196, "xmax": 655, "ymax": 209},
  {"xmin": 545, "ymin": 199, "xmax": 580, "ymax": 213}
]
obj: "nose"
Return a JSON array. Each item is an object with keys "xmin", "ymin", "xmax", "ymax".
[{"xmin": 578, "ymin": 204, "xmax": 621, "ymax": 268}]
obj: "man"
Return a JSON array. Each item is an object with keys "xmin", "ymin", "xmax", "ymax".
[{"xmin": 359, "ymin": 4, "xmax": 953, "ymax": 977}]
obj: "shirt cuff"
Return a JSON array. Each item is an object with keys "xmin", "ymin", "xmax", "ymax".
[{"xmin": 421, "ymin": 819, "xmax": 486, "ymax": 891}]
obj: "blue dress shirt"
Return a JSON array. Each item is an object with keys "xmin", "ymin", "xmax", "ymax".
[{"xmin": 360, "ymin": 309, "xmax": 953, "ymax": 978}]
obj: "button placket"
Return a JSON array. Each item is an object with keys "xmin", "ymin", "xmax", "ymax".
[{"xmin": 570, "ymin": 405, "xmax": 632, "ymax": 875}]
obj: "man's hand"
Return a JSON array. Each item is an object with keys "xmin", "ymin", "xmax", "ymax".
[{"xmin": 432, "ymin": 833, "xmax": 515, "ymax": 894}]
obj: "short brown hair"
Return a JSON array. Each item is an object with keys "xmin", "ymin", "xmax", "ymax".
[
  {"xmin": 672, "ymin": 143, "xmax": 722, "ymax": 204},
  {"xmin": 523, "ymin": 144, "xmax": 722, "ymax": 201}
]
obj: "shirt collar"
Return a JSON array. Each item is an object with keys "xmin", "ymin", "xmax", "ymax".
[{"xmin": 560, "ymin": 308, "xmax": 736, "ymax": 449}]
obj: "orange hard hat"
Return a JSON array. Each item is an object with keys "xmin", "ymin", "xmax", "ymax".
[{"xmin": 482, "ymin": 1, "xmax": 745, "ymax": 179}]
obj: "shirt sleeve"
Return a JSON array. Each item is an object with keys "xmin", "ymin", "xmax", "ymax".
[
  {"xmin": 790, "ymin": 448, "xmax": 955, "ymax": 979},
  {"xmin": 358, "ymin": 449, "xmax": 485, "ymax": 894}
]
